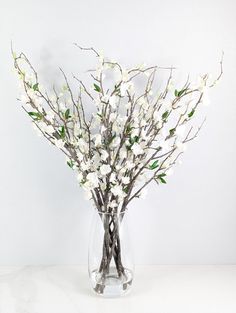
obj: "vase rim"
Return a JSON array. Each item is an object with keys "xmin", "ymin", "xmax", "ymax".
[{"xmin": 96, "ymin": 209, "xmax": 128, "ymax": 215}]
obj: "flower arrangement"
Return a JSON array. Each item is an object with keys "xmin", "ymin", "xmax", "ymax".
[{"xmin": 13, "ymin": 45, "xmax": 222, "ymax": 295}]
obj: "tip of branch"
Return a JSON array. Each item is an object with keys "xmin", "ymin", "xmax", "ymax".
[
  {"xmin": 10, "ymin": 40, "xmax": 17, "ymax": 59},
  {"xmin": 73, "ymin": 43, "xmax": 100, "ymax": 57},
  {"xmin": 10, "ymin": 40, "xmax": 14, "ymax": 53},
  {"xmin": 73, "ymin": 43, "xmax": 83, "ymax": 49}
]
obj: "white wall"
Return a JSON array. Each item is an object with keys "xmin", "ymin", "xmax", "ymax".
[{"xmin": 0, "ymin": 0, "xmax": 235, "ymax": 265}]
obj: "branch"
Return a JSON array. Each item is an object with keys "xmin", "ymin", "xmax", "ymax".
[
  {"xmin": 209, "ymin": 51, "xmax": 224, "ymax": 88},
  {"xmin": 73, "ymin": 43, "xmax": 100, "ymax": 57},
  {"xmin": 184, "ymin": 118, "xmax": 206, "ymax": 143}
]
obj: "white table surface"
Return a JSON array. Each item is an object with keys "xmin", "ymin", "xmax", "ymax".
[{"xmin": 0, "ymin": 265, "xmax": 235, "ymax": 313}]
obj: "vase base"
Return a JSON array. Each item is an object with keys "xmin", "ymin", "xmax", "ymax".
[{"xmin": 90, "ymin": 267, "xmax": 133, "ymax": 297}]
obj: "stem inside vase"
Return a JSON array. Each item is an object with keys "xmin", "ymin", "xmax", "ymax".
[{"xmin": 91, "ymin": 212, "xmax": 133, "ymax": 296}]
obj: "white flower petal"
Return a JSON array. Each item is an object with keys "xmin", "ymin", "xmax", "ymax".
[
  {"xmin": 121, "ymin": 176, "xmax": 130, "ymax": 184},
  {"xmin": 101, "ymin": 150, "xmax": 109, "ymax": 161},
  {"xmin": 131, "ymin": 143, "xmax": 144, "ymax": 156},
  {"xmin": 100, "ymin": 164, "xmax": 111, "ymax": 176},
  {"xmin": 54, "ymin": 139, "xmax": 64, "ymax": 149}
]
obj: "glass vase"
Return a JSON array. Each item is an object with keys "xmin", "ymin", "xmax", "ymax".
[{"xmin": 88, "ymin": 210, "xmax": 134, "ymax": 297}]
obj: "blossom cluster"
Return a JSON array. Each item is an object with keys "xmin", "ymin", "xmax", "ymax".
[{"xmin": 13, "ymin": 47, "xmax": 221, "ymax": 213}]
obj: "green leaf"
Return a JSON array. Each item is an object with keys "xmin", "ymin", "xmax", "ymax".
[
  {"xmin": 129, "ymin": 138, "xmax": 133, "ymax": 145},
  {"xmin": 188, "ymin": 109, "xmax": 195, "ymax": 118},
  {"xmin": 149, "ymin": 160, "xmax": 159, "ymax": 170},
  {"xmin": 114, "ymin": 84, "xmax": 121, "ymax": 95},
  {"xmin": 123, "ymin": 187, "xmax": 129, "ymax": 194},
  {"xmin": 129, "ymin": 136, "xmax": 139, "ymax": 145},
  {"xmin": 64, "ymin": 108, "xmax": 71, "ymax": 120},
  {"xmin": 58, "ymin": 126, "xmax": 65, "ymax": 139},
  {"xmin": 107, "ymin": 134, "xmax": 116, "ymax": 145},
  {"xmin": 175, "ymin": 88, "xmax": 188, "ymax": 97},
  {"xmin": 160, "ymin": 177, "xmax": 167, "ymax": 184},
  {"xmin": 115, "ymin": 88, "xmax": 120, "ymax": 95},
  {"xmin": 134, "ymin": 136, "xmax": 139, "ymax": 142},
  {"xmin": 20, "ymin": 72, "xmax": 25, "ymax": 80},
  {"xmin": 62, "ymin": 85, "xmax": 68, "ymax": 91},
  {"xmin": 32, "ymin": 83, "xmax": 39, "ymax": 91},
  {"xmin": 94, "ymin": 83, "xmax": 101, "ymax": 92},
  {"xmin": 126, "ymin": 124, "xmax": 134, "ymax": 134},
  {"xmin": 178, "ymin": 89, "xmax": 187, "ymax": 97},
  {"xmin": 28, "ymin": 111, "xmax": 43, "ymax": 121},
  {"xmin": 67, "ymin": 160, "xmax": 74, "ymax": 168},
  {"xmin": 169, "ymin": 128, "xmax": 175, "ymax": 136},
  {"xmin": 156, "ymin": 173, "xmax": 167, "ymax": 184},
  {"xmin": 162, "ymin": 111, "xmax": 169, "ymax": 120}
]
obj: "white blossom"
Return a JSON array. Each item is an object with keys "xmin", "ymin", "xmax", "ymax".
[
  {"xmin": 77, "ymin": 172, "xmax": 84, "ymax": 183},
  {"xmin": 111, "ymin": 185, "xmax": 125, "ymax": 198},
  {"xmin": 76, "ymin": 152, "xmax": 84, "ymax": 162},
  {"xmin": 119, "ymin": 167, "xmax": 126, "ymax": 175},
  {"xmin": 100, "ymin": 182, "xmax": 107, "ymax": 191},
  {"xmin": 111, "ymin": 136, "xmax": 121, "ymax": 148},
  {"xmin": 196, "ymin": 76, "xmax": 206, "ymax": 91},
  {"xmin": 45, "ymin": 125, "xmax": 55, "ymax": 135},
  {"xmin": 140, "ymin": 119, "xmax": 147, "ymax": 127},
  {"xmin": 102, "ymin": 94, "xmax": 109, "ymax": 102},
  {"xmin": 125, "ymin": 161, "xmax": 135, "ymax": 170},
  {"xmin": 100, "ymin": 125, "xmax": 106, "ymax": 133},
  {"xmin": 77, "ymin": 138, "xmax": 87, "ymax": 151},
  {"xmin": 119, "ymin": 147, "xmax": 127, "ymax": 159},
  {"xmin": 54, "ymin": 139, "xmax": 64, "ymax": 149},
  {"xmin": 94, "ymin": 134, "xmax": 102, "ymax": 147},
  {"xmin": 37, "ymin": 122, "xmax": 54, "ymax": 134},
  {"xmin": 46, "ymin": 111, "xmax": 55, "ymax": 123},
  {"xmin": 121, "ymin": 176, "xmax": 130, "ymax": 184},
  {"xmin": 109, "ymin": 113, "xmax": 117, "ymax": 122},
  {"xmin": 85, "ymin": 172, "xmax": 99, "ymax": 189},
  {"xmin": 131, "ymin": 143, "xmax": 144, "ymax": 156},
  {"xmin": 81, "ymin": 161, "xmax": 90, "ymax": 171},
  {"xmin": 110, "ymin": 172, "xmax": 116, "ymax": 183},
  {"xmin": 162, "ymin": 159, "xmax": 171, "ymax": 169},
  {"xmin": 59, "ymin": 102, "xmax": 66, "ymax": 111},
  {"xmin": 131, "ymin": 128, "xmax": 140, "ymax": 137},
  {"xmin": 176, "ymin": 141, "xmax": 187, "ymax": 152},
  {"xmin": 20, "ymin": 94, "xmax": 28, "ymax": 103},
  {"xmin": 92, "ymin": 153, "xmax": 101, "ymax": 168},
  {"xmin": 175, "ymin": 125, "xmax": 186, "ymax": 137},
  {"xmin": 121, "ymin": 69, "xmax": 129, "ymax": 82},
  {"xmin": 100, "ymin": 150, "xmax": 109, "ymax": 161},
  {"xmin": 166, "ymin": 168, "xmax": 174, "ymax": 176},
  {"xmin": 100, "ymin": 164, "xmax": 111, "ymax": 176},
  {"xmin": 120, "ymin": 83, "xmax": 128, "ymax": 96},
  {"xmin": 109, "ymin": 95, "xmax": 118, "ymax": 108},
  {"xmin": 108, "ymin": 200, "xmax": 118, "ymax": 209},
  {"xmin": 73, "ymin": 124, "xmax": 81, "ymax": 137}
]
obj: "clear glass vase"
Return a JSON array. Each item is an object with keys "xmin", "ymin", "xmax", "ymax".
[{"xmin": 88, "ymin": 210, "xmax": 134, "ymax": 297}]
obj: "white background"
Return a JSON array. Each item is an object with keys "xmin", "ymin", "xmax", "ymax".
[{"xmin": 0, "ymin": 0, "xmax": 235, "ymax": 265}]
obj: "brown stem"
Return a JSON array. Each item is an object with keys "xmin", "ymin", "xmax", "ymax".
[{"xmin": 94, "ymin": 214, "xmax": 127, "ymax": 294}]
